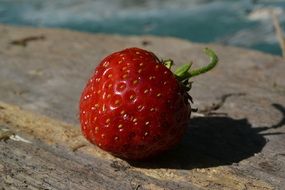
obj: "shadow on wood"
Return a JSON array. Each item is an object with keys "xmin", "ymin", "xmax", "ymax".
[{"xmin": 130, "ymin": 103, "xmax": 285, "ymax": 169}]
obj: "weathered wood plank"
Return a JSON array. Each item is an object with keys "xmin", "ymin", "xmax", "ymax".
[
  {"xmin": 0, "ymin": 101, "xmax": 276, "ymax": 190},
  {"xmin": 1, "ymin": 24, "xmax": 285, "ymax": 189}
]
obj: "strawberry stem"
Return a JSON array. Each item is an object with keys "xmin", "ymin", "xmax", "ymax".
[
  {"xmin": 174, "ymin": 62, "xmax": 192, "ymax": 80},
  {"xmin": 189, "ymin": 48, "xmax": 218, "ymax": 77},
  {"xmin": 174, "ymin": 48, "xmax": 218, "ymax": 81}
]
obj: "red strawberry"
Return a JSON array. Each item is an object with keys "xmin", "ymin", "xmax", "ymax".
[{"xmin": 79, "ymin": 47, "xmax": 218, "ymax": 160}]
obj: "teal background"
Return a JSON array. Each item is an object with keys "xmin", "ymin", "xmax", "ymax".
[{"xmin": 0, "ymin": 0, "xmax": 284, "ymax": 55}]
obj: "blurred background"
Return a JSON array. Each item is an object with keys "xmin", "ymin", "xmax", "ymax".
[{"xmin": 0, "ymin": 0, "xmax": 284, "ymax": 55}]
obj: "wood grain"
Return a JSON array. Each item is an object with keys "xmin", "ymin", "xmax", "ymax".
[{"xmin": 0, "ymin": 102, "xmax": 274, "ymax": 190}]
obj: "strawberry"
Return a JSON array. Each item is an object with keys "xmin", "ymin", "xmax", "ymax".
[{"xmin": 79, "ymin": 47, "xmax": 218, "ymax": 160}]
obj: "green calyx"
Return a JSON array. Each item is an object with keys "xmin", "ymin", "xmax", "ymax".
[
  {"xmin": 163, "ymin": 59, "xmax": 174, "ymax": 70},
  {"xmin": 163, "ymin": 48, "xmax": 218, "ymax": 92}
]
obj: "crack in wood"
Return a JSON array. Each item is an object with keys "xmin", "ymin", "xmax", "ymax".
[
  {"xmin": 271, "ymin": 103, "xmax": 285, "ymax": 129},
  {"xmin": 198, "ymin": 93, "xmax": 246, "ymax": 115},
  {"xmin": 71, "ymin": 143, "xmax": 87, "ymax": 152},
  {"xmin": 9, "ymin": 35, "xmax": 45, "ymax": 47},
  {"xmin": 134, "ymin": 184, "xmax": 141, "ymax": 190},
  {"xmin": 0, "ymin": 128, "xmax": 14, "ymax": 142}
]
